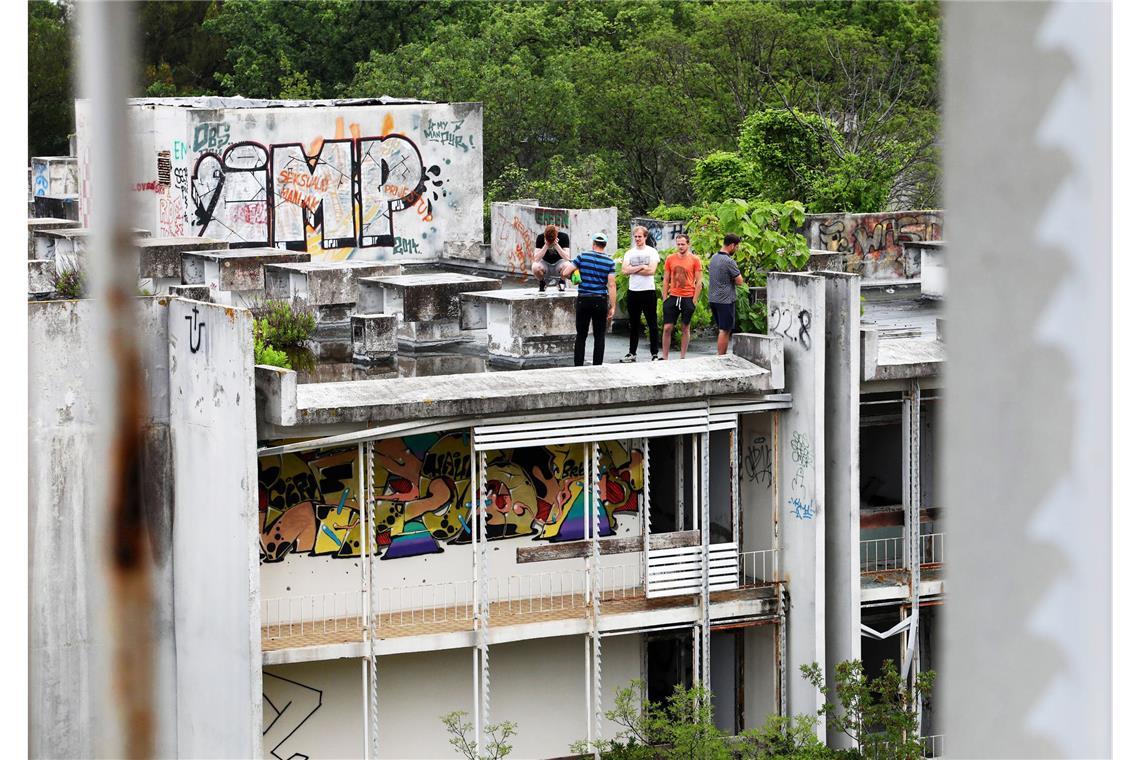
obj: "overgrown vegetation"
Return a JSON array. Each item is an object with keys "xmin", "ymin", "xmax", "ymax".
[
  {"xmin": 250, "ymin": 299, "xmax": 317, "ymax": 370},
  {"xmin": 441, "ymin": 710, "xmax": 517, "ymax": 760},
  {"xmin": 569, "ymin": 660, "xmax": 933, "ymax": 759},
  {"xmin": 30, "ymin": 1, "xmax": 941, "ymax": 214},
  {"xmin": 51, "ymin": 266, "xmax": 86, "ymax": 299}
]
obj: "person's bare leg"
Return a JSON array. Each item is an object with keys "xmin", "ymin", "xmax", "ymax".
[
  {"xmin": 716, "ymin": 329, "xmax": 730, "ymax": 355},
  {"xmin": 661, "ymin": 324, "xmax": 673, "ymax": 359},
  {"xmin": 680, "ymin": 324, "xmax": 691, "ymax": 358}
]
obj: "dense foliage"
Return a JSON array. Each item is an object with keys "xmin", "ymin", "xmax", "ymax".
[
  {"xmin": 29, "ymin": 0, "xmax": 940, "ymax": 214},
  {"xmin": 568, "ymin": 660, "xmax": 934, "ymax": 759}
]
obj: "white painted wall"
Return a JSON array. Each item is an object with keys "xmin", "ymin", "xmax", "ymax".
[
  {"xmin": 168, "ymin": 298, "xmax": 261, "ymax": 757},
  {"xmin": 77, "ymin": 99, "xmax": 485, "ymax": 262},
  {"xmin": 264, "ymin": 659, "xmax": 366, "ymax": 760},
  {"xmin": 767, "ymin": 273, "xmax": 827, "ymax": 732}
]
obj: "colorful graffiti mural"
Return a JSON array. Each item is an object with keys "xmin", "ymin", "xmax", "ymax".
[
  {"xmin": 805, "ymin": 210, "xmax": 942, "ymax": 280},
  {"xmin": 257, "ymin": 435, "xmax": 644, "ymax": 563}
]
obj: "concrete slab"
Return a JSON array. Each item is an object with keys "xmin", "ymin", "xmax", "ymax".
[
  {"xmin": 291, "ymin": 354, "xmax": 769, "ymax": 426},
  {"xmin": 136, "ymin": 237, "xmax": 229, "ymax": 280},
  {"xmin": 461, "ymin": 288, "xmax": 577, "ymax": 362},
  {"xmin": 264, "ymin": 260, "xmax": 402, "ymax": 305},
  {"xmin": 181, "ymin": 248, "xmax": 311, "ymax": 293},
  {"xmin": 358, "ymin": 272, "xmax": 502, "ymax": 347}
]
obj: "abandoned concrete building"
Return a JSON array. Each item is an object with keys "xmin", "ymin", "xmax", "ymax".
[{"xmin": 28, "ymin": 98, "xmax": 946, "ymax": 759}]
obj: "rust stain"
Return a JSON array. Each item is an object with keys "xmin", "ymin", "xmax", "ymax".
[
  {"xmin": 105, "ymin": 280, "xmax": 155, "ymax": 758},
  {"xmin": 225, "ymin": 307, "xmax": 236, "ymax": 322}
]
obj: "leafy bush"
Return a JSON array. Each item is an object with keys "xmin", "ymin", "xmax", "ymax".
[
  {"xmin": 255, "ymin": 299, "xmax": 316, "ymax": 347},
  {"xmin": 738, "ymin": 108, "xmax": 840, "ymax": 204},
  {"xmin": 646, "ymin": 203, "xmax": 699, "ymax": 221},
  {"xmin": 253, "ymin": 318, "xmax": 291, "ymax": 369},
  {"xmin": 52, "ymin": 267, "xmax": 87, "ymax": 299},
  {"xmin": 686, "ymin": 198, "xmax": 810, "ymax": 286},
  {"xmin": 691, "ymin": 151, "xmax": 762, "ymax": 205},
  {"xmin": 806, "ymin": 150, "xmax": 901, "ymax": 214}
]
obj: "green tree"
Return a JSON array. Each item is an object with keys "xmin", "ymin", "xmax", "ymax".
[
  {"xmin": 136, "ymin": 1, "xmax": 228, "ymax": 97},
  {"xmin": 29, "ymin": 0, "xmax": 74, "ymax": 157},
  {"xmin": 737, "ymin": 108, "xmax": 839, "ymax": 204},
  {"xmin": 441, "ymin": 710, "xmax": 517, "ymax": 760},
  {"xmin": 691, "ymin": 151, "xmax": 761, "ymax": 205}
]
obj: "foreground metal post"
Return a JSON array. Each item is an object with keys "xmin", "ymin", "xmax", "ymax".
[{"xmin": 77, "ymin": 2, "xmax": 153, "ymax": 757}]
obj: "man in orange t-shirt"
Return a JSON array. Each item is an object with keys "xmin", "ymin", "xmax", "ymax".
[{"xmin": 660, "ymin": 234, "xmax": 703, "ymax": 360}]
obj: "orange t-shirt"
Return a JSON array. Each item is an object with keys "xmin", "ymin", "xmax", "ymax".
[{"xmin": 665, "ymin": 253, "xmax": 703, "ymax": 297}]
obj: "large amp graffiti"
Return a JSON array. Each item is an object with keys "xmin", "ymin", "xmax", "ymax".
[
  {"xmin": 191, "ymin": 133, "xmax": 444, "ymax": 252},
  {"xmin": 258, "ymin": 434, "xmax": 644, "ymax": 563}
]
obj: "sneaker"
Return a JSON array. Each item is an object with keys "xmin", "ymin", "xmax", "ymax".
[
  {"xmin": 557, "ymin": 278, "xmax": 566, "ymax": 292},
  {"xmin": 619, "ymin": 353, "xmax": 637, "ymax": 363},
  {"xmin": 538, "ymin": 278, "xmax": 547, "ymax": 292},
  {"xmin": 651, "ymin": 354, "xmax": 661, "ymax": 361}
]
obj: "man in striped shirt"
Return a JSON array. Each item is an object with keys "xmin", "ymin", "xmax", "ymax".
[{"xmin": 565, "ymin": 232, "xmax": 617, "ymax": 366}]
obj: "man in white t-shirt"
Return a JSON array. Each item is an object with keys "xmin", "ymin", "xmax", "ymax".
[{"xmin": 619, "ymin": 225, "xmax": 661, "ymax": 362}]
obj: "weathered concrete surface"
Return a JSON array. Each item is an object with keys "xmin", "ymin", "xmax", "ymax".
[
  {"xmin": 255, "ymin": 365, "xmax": 298, "ymax": 427},
  {"xmin": 41, "ymin": 226, "xmax": 151, "ymax": 270},
  {"xmin": 264, "ymin": 260, "xmax": 401, "ymax": 305},
  {"xmin": 803, "ymin": 211, "xmax": 942, "ymax": 281},
  {"xmin": 804, "ymin": 250, "xmax": 845, "ymax": 273},
  {"xmin": 29, "ymin": 298, "xmax": 178, "ymax": 758},
  {"xmin": 168, "ymin": 284, "xmax": 211, "ymax": 300},
  {"xmin": 462, "ymin": 288, "xmax": 577, "ymax": 360},
  {"xmin": 913, "ymin": 241, "xmax": 946, "ymax": 299},
  {"xmin": 446, "ymin": 240, "xmax": 488, "ymax": 262},
  {"xmin": 77, "ymin": 98, "xmax": 484, "ymax": 261},
  {"xmin": 767, "ymin": 272, "xmax": 827, "ymax": 733},
  {"xmin": 31, "ymin": 155, "xmax": 78, "ymax": 196},
  {"xmin": 182, "ymin": 248, "xmax": 310, "ymax": 293},
  {"xmin": 28, "ymin": 217, "xmax": 79, "ymax": 258},
  {"xmin": 820, "ymin": 272, "xmax": 861, "ymax": 749},
  {"xmin": 167, "ymin": 299, "xmax": 261, "ymax": 758},
  {"xmin": 291, "ymin": 355, "xmax": 768, "ymax": 426},
  {"xmin": 351, "ymin": 314, "xmax": 398, "ymax": 362},
  {"xmin": 32, "ymin": 194, "xmax": 80, "ymax": 221},
  {"xmin": 730, "ymin": 333, "xmax": 785, "ymax": 391},
  {"xmin": 136, "ymin": 236, "xmax": 229, "ymax": 280},
  {"xmin": 490, "ymin": 200, "xmax": 618, "ymax": 276},
  {"xmin": 28, "ymin": 260, "xmax": 55, "ymax": 294},
  {"xmin": 360, "ymin": 272, "xmax": 501, "ymax": 346},
  {"xmin": 870, "ymin": 339, "xmax": 945, "ymax": 380}
]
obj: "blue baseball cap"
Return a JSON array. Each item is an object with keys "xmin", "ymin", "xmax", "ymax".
[{"xmin": 592, "ymin": 232, "xmax": 608, "ymax": 244}]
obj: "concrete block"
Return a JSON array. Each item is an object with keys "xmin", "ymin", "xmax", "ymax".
[
  {"xmin": 730, "ymin": 333, "xmax": 785, "ymax": 391},
  {"xmin": 936, "ymin": 317, "xmax": 946, "ymax": 342},
  {"xmin": 860, "ymin": 327, "xmax": 879, "ymax": 381},
  {"xmin": 28, "ymin": 260, "xmax": 55, "ymax": 295},
  {"xmin": 182, "ymin": 248, "xmax": 310, "ymax": 293},
  {"xmin": 365, "ymin": 272, "xmax": 501, "ymax": 322},
  {"xmin": 805, "ymin": 250, "xmax": 846, "ymax": 273},
  {"xmin": 136, "ymin": 237, "xmax": 229, "ymax": 280},
  {"xmin": 463, "ymin": 288, "xmax": 577, "ymax": 362},
  {"xmin": 918, "ymin": 242, "xmax": 946, "ymax": 299},
  {"xmin": 351, "ymin": 314, "xmax": 398, "ymax": 362},
  {"xmin": 31, "ymin": 156, "xmax": 78, "ymax": 197},
  {"xmin": 254, "ymin": 365, "xmax": 298, "ymax": 427},
  {"xmin": 28, "ymin": 218, "xmax": 78, "ymax": 259},
  {"xmin": 263, "ymin": 261, "xmax": 401, "ymax": 306},
  {"xmin": 168, "ymin": 284, "xmax": 211, "ymax": 301}
]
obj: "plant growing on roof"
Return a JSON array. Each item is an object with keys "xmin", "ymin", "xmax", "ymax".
[
  {"xmin": 51, "ymin": 266, "xmax": 87, "ymax": 299},
  {"xmin": 254, "ymin": 298, "xmax": 317, "ymax": 347}
]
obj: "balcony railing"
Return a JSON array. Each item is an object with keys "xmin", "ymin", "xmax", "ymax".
[
  {"xmin": 862, "ymin": 733, "xmax": 944, "ymax": 759},
  {"xmin": 262, "ymin": 589, "xmax": 363, "ymax": 640},
  {"xmin": 739, "ymin": 549, "xmax": 778, "ymax": 587},
  {"xmin": 860, "ymin": 533, "xmax": 945, "ymax": 573}
]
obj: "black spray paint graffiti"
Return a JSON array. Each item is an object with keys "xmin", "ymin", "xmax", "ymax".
[
  {"xmin": 263, "ymin": 673, "xmax": 322, "ymax": 760},
  {"xmin": 743, "ymin": 435, "xmax": 773, "ymax": 488},
  {"xmin": 185, "ymin": 304, "xmax": 205, "ymax": 353},
  {"xmin": 768, "ymin": 306, "xmax": 812, "ymax": 350},
  {"xmin": 190, "ymin": 134, "xmax": 444, "ymax": 251}
]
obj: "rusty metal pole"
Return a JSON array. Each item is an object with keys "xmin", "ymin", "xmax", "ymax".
[{"xmin": 77, "ymin": 2, "xmax": 153, "ymax": 757}]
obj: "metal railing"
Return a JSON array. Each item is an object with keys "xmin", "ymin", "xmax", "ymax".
[
  {"xmin": 862, "ymin": 733, "xmax": 944, "ymax": 759},
  {"xmin": 487, "ymin": 570, "xmax": 585, "ymax": 614},
  {"xmin": 739, "ymin": 549, "xmax": 777, "ymax": 587},
  {"xmin": 924, "ymin": 734, "xmax": 944, "ymax": 757},
  {"xmin": 262, "ymin": 590, "xmax": 362, "ymax": 640},
  {"xmin": 859, "ymin": 533, "xmax": 946, "ymax": 572},
  {"xmin": 921, "ymin": 533, "xmax": 945, "ymax": 566},
  {"xmin": 375, "ymin": 579, "xmax": 474, "ymax": 628},
  {"xmin": 860, "ymin": 536, "xmax": 904, "ymax": 572}
]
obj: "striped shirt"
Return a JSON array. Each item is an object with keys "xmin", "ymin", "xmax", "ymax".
[{"xmin": 573, "ymin": 251, "xmax": 614, "ymax": 296}]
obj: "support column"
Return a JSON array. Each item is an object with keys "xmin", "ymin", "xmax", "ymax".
[
  {"xmin": 699, "ymin": 432, "xmax": 711, "ymax": 695},
  {"xmin": 767, "ymin": 272, "xmax": 827, "ymax": 734},
  {"xmin": 820, "ymin": 272, "xmax": 861, "ymax": 749},
  {"xmin": 901, "ymin": 381, "xmax": 922, "ymax": 713},
  {"xmin": 590, "ymin": 442, "xmax": 603, "ymax": 758},
  {"xmin": 476, "ymin": 450, "xmax": 490, "ymax": 756}
]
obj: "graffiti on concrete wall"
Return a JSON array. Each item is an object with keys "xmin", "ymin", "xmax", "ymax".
[
  {"xmin": 491, "ymin": 202, "xmax": 570, "ymax": 277},
  {"xmin": 632, "ymin": 217, "xmax": 687, "ymax": 252},
  {"xmin": 257, "ymin": 434, "xmax": 643, "ymax": 563},
  {"xmin": 807, "ymin": 211, "xmax": 942, "ymax": 280},
  {"xmin": 190, "ymin": 132, "xmax": 444, "ymax": 254},
  {"xmin": 263, "ymin": 673, "xmax": 322, "ymax": 760}
]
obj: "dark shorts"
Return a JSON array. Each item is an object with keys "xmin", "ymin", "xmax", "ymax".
[
  {"xmin": 710, "ymin": 301, "xmax": 735, "ymax": 331},
  {"xmin": 662, "ymin": 295, "xmax": 696, "ymax": 325}
]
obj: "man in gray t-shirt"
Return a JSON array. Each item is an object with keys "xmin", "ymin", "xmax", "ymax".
[{"xmin": 708, "ymin": 234, "xmax": 744, "ymax": 355}]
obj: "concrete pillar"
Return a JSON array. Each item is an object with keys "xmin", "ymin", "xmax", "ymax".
[
  {"xmin": 820, "ymin": 272, "xmax": 860, "ymax": 748},
  {"xmin": 766, "ymin": 272, "xmax": 826, "ymax": 732},
  {"xmin": 168, "ymin": 300, "xmax": 261, "ymax": 757}
]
